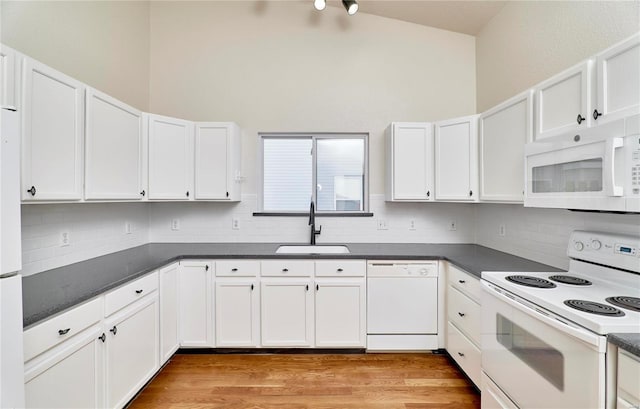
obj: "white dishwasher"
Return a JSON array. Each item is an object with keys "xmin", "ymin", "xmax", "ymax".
[{"xmin": 367, "ymin": 261, "xmax": 439, "ymax": 351}]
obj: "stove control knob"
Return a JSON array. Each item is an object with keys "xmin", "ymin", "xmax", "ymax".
[
  {"xmin": 574, "ymin": 241, "xmax": 584, "ymax": 251},
  {"xmin": 591, "ymin": 240, "xmax": 602, "ymax": 250}
]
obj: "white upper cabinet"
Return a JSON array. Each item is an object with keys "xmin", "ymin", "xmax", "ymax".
[
  {"xmin": 85, "ymin": 88, "xmax": 145, "ymax": 200},
  {"xmin": 434, "ymin": 114, "xmax": 479, "ymax": 201},
  {"xmin": 385, "ymin": 122, "xmax": 434, "ymax": 201},
  {"xmin": 533, "ymin": 60, "xmax": 594, "ymax": 141},
  {"xmin": 148, "ymin": 114, "xmax": 193, "ymax": 200},
  {"xmin": 194, "ymin": 122, "xmax": 241, "ymax": 201},
  {"xmin": 594, "ymin": 33, "xmax": 640, "ymax": 124},
  {"xmin": 1, "ymin": 44, "xmax": 20, "ymax": 110},
  {"xmin": 479, "ymin": 90, "xmax": 533, "ymax": 202},
  {"xmin": 22, "ymin": 58, "xmax": 84, "ymax": 201}
]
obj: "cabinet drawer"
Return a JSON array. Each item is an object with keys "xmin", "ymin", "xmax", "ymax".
[
  {"xmin": 618, "ymin": 350, "xmax": 640, "ymax": 404},
  {"xmin": 447, "ymin": 285, "xmax": 481, "ymax": 345},
  {"xmin": 104, "ymin": 272, "xmax": 158, "ymax": 317},
  {"xmin": 261, "ymin": 260, "xmax": 314, "ymax": 277},
  {"xmin": 447, "ymin": 321, "xmax": 481, "ymax": 387},
  {"xmin": 448, "ymin": 264, "xmax": 481, "ymax": 302},
  {"xmin": 216, "ymin": 260, "xmax": 260, "ymax": 277},
  {"xmin": 24, "ymin": 297, "xmax": 103, "ymax": 362},
  {"xmin": 315, "ymin": 260, "xmax": 366, "ymax": 277}
]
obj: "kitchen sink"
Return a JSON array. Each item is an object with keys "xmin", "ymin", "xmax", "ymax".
[{"xmin": 275, "ymin": 245, "xmax": 350, "ymax": 254}]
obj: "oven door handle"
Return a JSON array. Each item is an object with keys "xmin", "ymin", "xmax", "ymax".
[
  {"xmin": 481, "ymin": 281, "xmax": 606, "ymax": 352},
  {"xmin": 604, "ymin": 137, "xmax": 624, "ymax": 197}
]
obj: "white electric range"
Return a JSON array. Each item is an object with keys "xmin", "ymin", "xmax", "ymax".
[{"xmin": 480, "ymin": 230, "xmax": 640, "ymax": 409}]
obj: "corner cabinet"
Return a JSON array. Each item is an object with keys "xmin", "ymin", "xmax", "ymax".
[
  {"xmin": 434, "ymin": 115, "xmax": 479, "ymax": 202},
  {"xmin": 385, "ymin": 122, "xmax": 434, "ymax": 201},
  {"xmin": 479, "ymin": 90, "xmax": 533, "ymax": 202},
  {"xmin": 1, "ymin": 44, "xmax": 20, "ymax": 110},
  {"xmin": 85, "ymin": 88, "xmax": 145, "ymax": 200},
  {"xmin": 21, "ymin": 57, "xmax": 84, "ymax": 201},
  {"xmin": 148, "ymin": 114, "xmax": 194, "ymax": 200},
  {"xmin": 194, "ymin": 122, "xmax": 241, "ymax": 201}
]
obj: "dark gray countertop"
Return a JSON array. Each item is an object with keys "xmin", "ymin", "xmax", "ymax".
[
  {"xmin": 609, "ymin": 333, "xmax": 640, "ymax": 357},
  {"xmin": 22, "ymin": 242, "xmax": 561, "ymax": 328}
]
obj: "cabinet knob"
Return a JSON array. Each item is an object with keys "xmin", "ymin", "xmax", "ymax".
[
  {"xmin": 226, "ymin": 192, "xmax": 229, "ymax": 198},
  {"xmin": 282, "ymin": 268, "xmax": 289, "ymax": 272},
  {"xmin": 457, "ymin": 352, "xmax": 465, "ymax": 357},
  {"xmin": 458, "ymin": 280, "xmax": 466, "ymax": 284},
  {"xmin": 205, "ymin": 265, "xmax": 209, "ymax": 271},
  {"xmin": 26, "ymin": 186, "xmax": 36, "ymax": 196},
  {"xmin": 186, "ymin": 191, "xmax": 190, "ymax": 197},
  {"xmin": 110, "ymin": 326, "xmax": 117, "ymax": 336},
  {"xmin": 58, "ymin": 328, "xmax": 71, "ymax": 336},
  {"xmin": 458, "ymin": 312, "xmax": 465, "ymax": 317},
  {"xmin": 337, "ymin": 268, "xmax": 344, "ymax": 272},
  {"xmin": 135, "ymin": 289, "xmax": 143, "ymax": 294},
  {"xmin": 576, "ymin": 114, "xmax": 585, "ymax": 124},
  {"xmin": 593, "ymin": 109, "xmax": 602, "ymax": 120},
  {"xmin": 316, "ymin": 284, "xmax": 319, "ymax": 291},
  {"xmin": 98, "ymin": 333, "xmax": 106, "ymax": 343},
  {"xmin": 231, "ymin": 268, "xmax": 238, "ymax": 272},
  {"xmin": 140, "ymin": 190, "xmax": 146, "ymax": 197},
  {"xmin": 426, "ymin": 191, "xmax": 430, "ymax": 198},
  {"xmin": 251, "ymin": 284, "xmax": 254, "ymax": 291},
  {"xmin": 469, "ymin": 190, "xmax": 473, "ymax": 197},
  {"xmin": 306, "ymin": 284, "xmax": 309, "ymax": 291}
]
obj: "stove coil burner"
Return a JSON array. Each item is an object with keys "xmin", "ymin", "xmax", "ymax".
[
  {"xmin": 606, "ymin": 296, "xmax": 640, "ymax": 312},
  {"xmin": 564, "ymin": 299, "xmax": 625, "ymax": 316},
  {"xmin": 506, "ymin": 275, "xmax": 557, "ymax": 288},
  {"xmin": 548, "ymin": 275, "xmax": 592, "ymax": 286}
]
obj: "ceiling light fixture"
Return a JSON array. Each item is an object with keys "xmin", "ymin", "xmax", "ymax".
[
  {"xmin": 342, "ymin": 0, "xmax": 358, "ymax": 15},
  {"xmin": 314, "ymin": 0, "xmax": 326, "ymax": 11}
]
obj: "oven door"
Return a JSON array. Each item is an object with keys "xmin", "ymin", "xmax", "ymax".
[{"xmin": 481, "ymin": 281, "xmax": 607, "ymax": 409}]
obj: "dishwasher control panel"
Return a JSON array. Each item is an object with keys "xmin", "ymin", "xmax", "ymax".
[{"xmin": 367, "ymin": 261, "xmax": 438, "ymax": 277}]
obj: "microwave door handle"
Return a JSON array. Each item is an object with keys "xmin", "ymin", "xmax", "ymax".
[{"xmin": 604, "ymin": 137, "xmax": 624, "ymax": 197}]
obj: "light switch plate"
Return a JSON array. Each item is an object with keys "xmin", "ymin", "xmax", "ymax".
[
  {"xmin": 171, "ymin": 219, "xmax": 180, "ymax": 231},
  {"xmin": 60, "ymin": 231, "xmax": 70, "ymax": 247}
]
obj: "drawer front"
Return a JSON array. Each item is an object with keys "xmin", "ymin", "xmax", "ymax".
[
  {"xmin": 315, "ymin": 260, "xmax": 366, "ymax": 277},
  {"xmin": 447, "ymin": 285, "xmax": 481, "ymax": 345},
  {"xmin": 261, "ymin": 260, "xmax": 314, "ymax": 277},
  {"xmin": 104, "ymin": 272, "xmax": 159, "ymax": 317},
  {"xmin": 618, "ymin": 350, "xmax": 640, "ymax": 403},
  {"xmin": 448, "ymin": 264, "xmax": 481, "ymax": 302},
  {"xmin": 447, "ymin": 321, "xmax": 481, "ymax": 387},
  {"xmin": 24, "ymin": 297, "xmax": 103, "ymax": 362},
  {"xmin": 216, "ymin": 260, "xmax": 260, "ymax": 277}
]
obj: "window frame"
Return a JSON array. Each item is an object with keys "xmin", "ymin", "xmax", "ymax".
[{"xmin": 257, "ymin": 132, "xmax": 371, "ymax": 216}]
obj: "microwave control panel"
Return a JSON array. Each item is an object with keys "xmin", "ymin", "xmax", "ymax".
[{"xmin": 629, "ymin": 135, "xmax": 640, "ymax": 195}]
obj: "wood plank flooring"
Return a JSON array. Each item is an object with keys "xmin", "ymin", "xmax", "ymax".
[{"xmin": 129, "ymin": 353, "xmax": 480, "ymax": 409}]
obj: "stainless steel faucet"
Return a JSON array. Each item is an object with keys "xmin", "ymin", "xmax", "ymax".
[{"xmin": 309, "ymin": 200, "xmax": 321, "ymax": 245}]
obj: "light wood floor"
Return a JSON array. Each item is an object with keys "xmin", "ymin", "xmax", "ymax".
[{"xmin": 129, "ymin": 353, "xmax": 480, "ymax": 409}]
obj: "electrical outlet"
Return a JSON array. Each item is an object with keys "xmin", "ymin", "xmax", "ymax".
[
  {"xmin": 409, "ymin": 220, "xmax": 416, "ymax": 230},
  {"xmin": 125, "ymin": 222, "xmax": 132, "ymax": 235},
  {"xmin": 499, "ymin": 224, "xmax": 506, "ymax": 237},
  {"xmin": 377, "ymin": 219, "xmax": 388, "ymax": 230},
  {"xmin": 449, "ymin": 220, "xmax": 457, "ymax": 231},
  {"xmin": 60, "ymin": 231, "xmax": 70, "ymax": 247},
  {"xmin": 171, "ymin": 219, "xmax": 180, "ymax": 231},
  {"xmin": 232, "ymin": 218, "xmax": 240, "ymax": 230}
]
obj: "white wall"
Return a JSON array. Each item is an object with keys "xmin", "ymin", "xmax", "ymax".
[
  {"xmin": 20, "ymin": 204, "xmax": 149, "ymax": 276},
  {"xmin": 476, "ymin": 0, "xmax": 640, "ymax": 111}
]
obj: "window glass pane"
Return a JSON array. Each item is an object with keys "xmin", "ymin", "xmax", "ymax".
[
  {"xmin": 263, "ymin": 138, "xmax": 312, "ymax": 211},
  {"xmin": 532, "ymin": 158, "xmax": 603, "ymax": 193},
  {"xmin": 316, "ymin": 138, "xmax": 364, "ymax": 211}
]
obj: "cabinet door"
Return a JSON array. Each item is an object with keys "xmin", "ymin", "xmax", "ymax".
[
  {"xmin": 24, "ymin": 326, "xmax": 103, "ymax": 409},
  {"xmin": 148, "ymin": 114, "xmax": 193, "ymax": 200},
  {"xmin": 159, "ymin": 263, "xmax": 179, "ymax": 364},
  {"xmin": 261, "ymin": 279, "xmax": 313, "ymax": 347},
  {"xmin": 386, "ymin": 122, "xmax": 434, "ymax": 201},
  {"xmin": 22, "ymin": 58, "xmax": 84, "ymax": 201},
  {"xmin": 434, "ymin": 115, "xmax": 479, "ymax": 201},
  {"xmin": 215, "ymin": 279, "xmax": 259, "ymax": 347},
  {"xmin": 105, "ymin": 294, "xmax": 159, "ymax": 409},
  {"xmin": 195, "ymin": 122, "xmax": 241, "ymax": 200},
  {"xmin": 595, "ymin": 33, "xmax": 640, "ymax": 124},
  {"xmin": 534, "ymin": 60, "xmax": 594, "ymax": 141},
  {"xmin": 315, "ymin": 279, "xmax": 365, "ymax": 347},
  {"xmin": 479, "ymin": 90, "xmax": 533, "ymax": 202},
  {"xmin": 178, "ymin": 261, "xmax": 214, "ymax": 347},
  {"xmin": 85, "ymin": 88, "xmax": 144, "ymax": 200},
  {"xmin": 1, "ymin": 44, "xmax": 19, "ymax": 110}
]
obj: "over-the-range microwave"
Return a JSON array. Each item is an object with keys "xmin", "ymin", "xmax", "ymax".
[{"xmin": 525, "ymin": 116, "xmax": 640, "ymax": 213}]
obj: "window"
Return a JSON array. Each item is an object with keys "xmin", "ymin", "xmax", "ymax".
[{"xmin": 260, "ymin": 133, "xmax": 368, "ymax": 213}]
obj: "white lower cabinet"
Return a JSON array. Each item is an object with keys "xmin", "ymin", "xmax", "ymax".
[
  {"xmin": 261, "ymin": 278, "xmax": 314, "ymax": 347},
  {"xmin": 315, "ymin": 279, "xmax": 366, "ymax": 347},
  {"xmin": 24, "ymin": 325, "xmax": 103, "ymax": 409},
  {"xmin": 215, "ymin": 279, "xmax": 260, "ymax": 347},
  {"xmin": 159, "ymin": 263, "xmax": 179, "ymax": 364},
  {"xmin": 178, "ymin": 261, "xmax": 214, "ymax": 347},
  {"xmin": 617, "ymin": 349, "xmax": 640, "ymax": 409},
  {"xmin": 104, "ymin": 293, "xmax": 159, "ymax": 409}
]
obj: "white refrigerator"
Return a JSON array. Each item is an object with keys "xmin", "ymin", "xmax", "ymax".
[{"xmin": 0, "ymin": 107, "xmax": 25, "ymax": 407}]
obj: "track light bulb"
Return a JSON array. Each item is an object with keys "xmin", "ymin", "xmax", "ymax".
[
  {"xmin": 314, "ymin": 0, "xmax": 326, "ymax": 11},
  {"xmin": 342, "ymin": 0, "xmax": 358, "ymax": 15}
]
